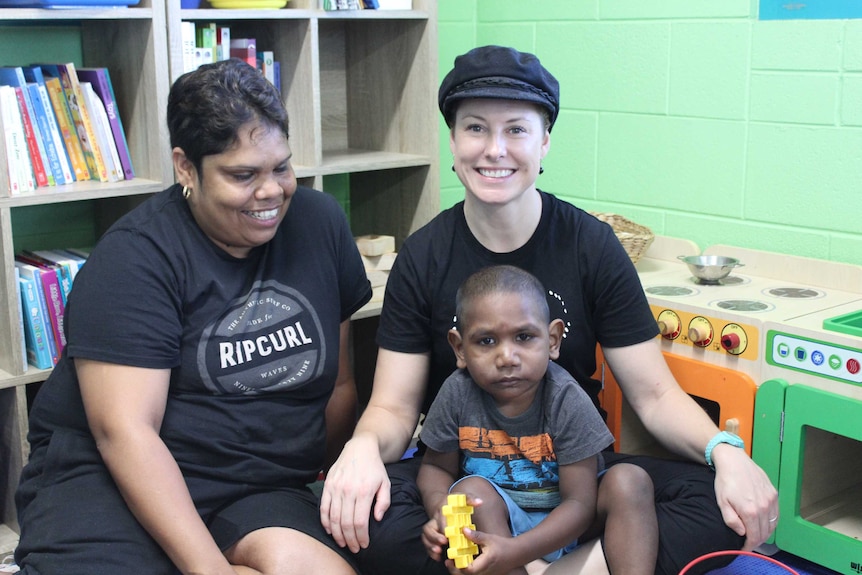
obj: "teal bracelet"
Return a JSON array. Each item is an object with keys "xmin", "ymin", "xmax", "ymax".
[{"xmin": 705, "ymin": 431, "xmax": 745, "ymax": 468}]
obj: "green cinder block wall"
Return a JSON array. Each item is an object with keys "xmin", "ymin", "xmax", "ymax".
[{"xmin": 439, "ymin": 0, "xmax": 862, "ymax": 267}]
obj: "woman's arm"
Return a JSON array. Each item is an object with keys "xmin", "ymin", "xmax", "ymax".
[
  {"xmin": 323, "ymin": 320, "xmax": 359, "ymax": 472},
  {"xmin": 603, "ymin": 339, "xmax": 778, "ymax": 549},
  {"xmin": 77, "ymin": 359, "xmax": 236, "ymax": 575},
  {"xmin": 320, "ymin": 348, "xmax": 429, "ymax": 552}
]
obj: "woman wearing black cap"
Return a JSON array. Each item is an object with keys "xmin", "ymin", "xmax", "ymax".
[{"xmin": 322, "ymin": 45, "xmax": 778, "ymax": 575}]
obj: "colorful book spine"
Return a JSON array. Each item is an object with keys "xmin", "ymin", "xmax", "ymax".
[
  {"xmin": 13, "ymin": 86, "xmax": 49, "ymax": 188},
  {"xmin": 44, "ymin": 75, "xmax": 89, "ymax": 182},
  {"xmin": 217, "ymin": 26, "xmax": 231, "ymax": 62},
  {"xmin": 230, "ymin": 38, "xmax": 257, "ymax": 68},
  {"xmin": 23, "ymin": 66, "xmax": 74, "ymax": 184},
  {"xmin": 15, "ymin": 260, "xmax": 58, "ymax": 366},
  {"xmin": 81, "ymin": 82, "xmax": 121, "ymax": 182},
  {"xmin": 0, "ymin": 67, "xmax": 53, "ymax": 187},
  {"xmin": 14, "ymin": 267, "xmax": 28, "ymax": 372},
  {"xmin": 77, "ymin": 67, "xmax": 134, "ymax": 179},
  {"xmin": 47, "ymin": 63, "xmax": 103, "ymax": 181},
  {"xmin": 18, "ymin": 272, "xmax": 52, "ymax": 370},
  {"xmin": 27, "ymin": 83, "xmax": 65, "ymax": 185}
]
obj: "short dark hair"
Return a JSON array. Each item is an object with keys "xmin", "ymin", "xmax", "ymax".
[
  {"xmin": 167, "ymin": 58, "xmax": 289, "ymax": 174},
  {"xmin": 455, "ymin": 265, "xmax": 550, "ymax": 331}
]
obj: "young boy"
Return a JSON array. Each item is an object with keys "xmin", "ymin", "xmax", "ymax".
[{"xmin": 417, "ymin": 265, "xmax": 658, "ymax": 575}]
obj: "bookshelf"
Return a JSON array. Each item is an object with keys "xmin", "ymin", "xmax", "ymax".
[
  {"xmin": 0, "ymin": 0, "xmax": 173, "ymax": 544},
  {"xmin": 0, "ymin": 0, "xmax": 438, "ymax": 552}
]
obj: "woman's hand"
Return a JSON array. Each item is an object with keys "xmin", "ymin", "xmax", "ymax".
[
  {"xmin": 421, "ymin": 515, "xmax": 449, "ymax": 562},
  {"xmin": 711, "ymin": 443, "xmax": 779, "ymax": 550},
  {"xmin": 320, "ymin": 432, "xmax": 391, "ymax": 553}
]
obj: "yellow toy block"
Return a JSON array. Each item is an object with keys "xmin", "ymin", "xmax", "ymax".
[{"xmin": 442, "ymin": 493, "xmax": 480, "ymax": 569}]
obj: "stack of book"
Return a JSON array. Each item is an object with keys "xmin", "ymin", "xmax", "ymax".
[
  {"xmin": 179, "ymin": 23, "xmax": 280, "ymax": 90},
  {"xmin": 15, "ymin": 248, "xmax": 89, "ymax": 370},
  {"xmin": 0, "ymin": 63, "xmax": 134, "ymax": 195}
]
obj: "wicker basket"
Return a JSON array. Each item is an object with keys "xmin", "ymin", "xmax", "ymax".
[{"xmin": 589, "ymin": 212, "xmax": 655, "ymax": 264}]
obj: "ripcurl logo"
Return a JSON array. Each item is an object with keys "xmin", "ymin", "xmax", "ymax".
[{"xmin": 198, "ymin": 280, "xmax": 326, "ymax": 395}]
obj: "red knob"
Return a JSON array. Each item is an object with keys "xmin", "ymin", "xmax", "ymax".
[{"xmin": 721, "ymin": 333, "xmax": 741, "ymax": 350}]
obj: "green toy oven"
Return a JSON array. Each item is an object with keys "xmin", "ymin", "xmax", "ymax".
[{"xmin": 754, "ymin": 320, "xmax": 862, "ymax": 574}]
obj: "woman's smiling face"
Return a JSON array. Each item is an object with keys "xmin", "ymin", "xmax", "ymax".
[
  {"xmin": 450, "ymin": 98, "xmax": 550, "ymax": 206},
  {"xmin": 184, "ymin": 120, "xmax": 296, "ymax": 258}
]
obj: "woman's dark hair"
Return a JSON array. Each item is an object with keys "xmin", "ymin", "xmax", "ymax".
[{"xmin": 167, "ymin": 58, "xmax": 289, "ymax": 174}]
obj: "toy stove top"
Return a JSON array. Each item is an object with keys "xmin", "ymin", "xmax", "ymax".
[{"xmin": 636, "ymin": 238, "xmax": 862, "ymax": 322}]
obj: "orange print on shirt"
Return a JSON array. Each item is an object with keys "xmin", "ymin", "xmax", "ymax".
[{"xmin": 459, "ymin": 427, "xmax": 555, "ymax": 465}]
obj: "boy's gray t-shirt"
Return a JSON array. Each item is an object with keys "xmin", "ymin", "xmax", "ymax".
[{"xmin": 420, "ymin": 361, "xmax": 614, "ymax": 509}]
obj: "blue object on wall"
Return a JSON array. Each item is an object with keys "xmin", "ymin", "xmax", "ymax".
[{"xmin": 760, "ymin": 0, "xmax": 862, "ymax": 20}]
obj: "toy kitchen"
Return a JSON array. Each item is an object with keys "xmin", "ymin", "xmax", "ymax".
[{"xmin": 598, "ymin": 235, "xmax": 862, "ymax": 575}]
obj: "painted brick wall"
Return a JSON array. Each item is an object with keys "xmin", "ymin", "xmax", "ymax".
[{"xmin": 439, "ymin": 1, "xmax": 862, "ymax": 266}]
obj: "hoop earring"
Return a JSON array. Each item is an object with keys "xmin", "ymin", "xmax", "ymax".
[
  {"xmin": 539, "ymin": 166, "xmax": 544, "ymax": 175},
  {"xmin": 451, "ymin": 165, "xmax": 456, "ymax": 172},
  {"xmin": 182, "ymin": 186, "xmax": 191, "ymax": 200}
]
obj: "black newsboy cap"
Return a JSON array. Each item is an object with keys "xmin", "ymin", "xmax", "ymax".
[{"xmin": 438, "ymin": 45, "xmax": 560, "ymax": 131}]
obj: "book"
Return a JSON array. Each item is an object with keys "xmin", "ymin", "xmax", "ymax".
[
  {"xmin": 12, "ymin": 86, "xmax": 49, "ymax": 188},
  {"xmin": 216, "ymin": 26, "xmax": 231, "ymax": 61},
  {"xmin": 27, "ymin": 83, "xmax": 65, "ymax": 185},
  {"xmin": 0, "ymin": 84, "xmax": 35, "ymax": 193},
  {"xmin": 15, "ymin": 260, "xmax": 58, "ymax": 366},
  {"xmin": 197, "ymin": 22, "xmax": 217, "ymax": 64},
  {"xmin": 18, "ymin": 272, "xmax": 52, "ymax": 370},
  {"xmin": 230, "ymin": 38, "xmax": 257, "ymax": 68},
  {"xmin": 181, "ymin": 21, "xmax": 197, "ymax": 73},
  {"xmin": 22, "ymin": 66, "xmax": 74, "ymax": 184},
  {"xmin": 0, "ymin": 66, "xmax": 55, "ymax": 186},
  {"xmin": 81, "ymin": 81, "xmax": 121, "ymax": 182},
  {"xmin": 43, "ymin": 75, "xmax": 89, "ymax": 181},
  {"xmin": 14, "ymin": 267, "xmax": 29, "ymax": 372},
  {"xmin": 1, "ymin": 84, "xmax": 23, "ymax": 194},
  {"xmin": 77, "ymin": 67, "xmax": 134, "ymax": 179},
  {"xmin": 0, "ymin": 67, "xmax": 52, "ymax": 187},
  {"xmin": 33, "ymin": 249, "xmax": 83, "ymax": 282},
  {"xmin": 16, "ymin": 254, "xmax": 66, "ymax": 357},
  {"xmin": 26, "ymin": 249, "xmax": 74, "ymax": 302},
  {"xmin": 261, "ymin": 51, "xmax": 275, "ymax": 86},
  {"xmin": 41, "ymin": 63, "xmax": 104, "ymax": 181}
]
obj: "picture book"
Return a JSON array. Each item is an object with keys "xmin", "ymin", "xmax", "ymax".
[
  {"xmin": 14, "ymin": 266, "xmax": 29, "ymax": 372},
  {"xmin": 18, "ymin": 272, "xmax": 52, "ymax": 370},
  {"xmin": 77, "ymin": 67, "xmax": 134, "ymax": 179},
  {"xmin": 0, "ymin": 84, "xmax": 35, "ymax": 193},
  {"xmin": 15, "ymin": 260, "xmax": 59, "ymax": 366},
  {"xmin": 1, "ymin": 84, "xmax": 24, "ymax": 194},
  {"xmin": 43, "ymin": 75, "xmax": 89, "ymax": 181},
  {"xmin": 33, "ymin": 248, "xmax": 83, "ymax": 282},
  {"xmin": 17, "ymin": 253, "xmax": 66, "ymax": 356},
  {"xmin": 23, "ymin": 65, "xmax": 74, "ymax": 184},
  {"xmin": 12, "ymin": 86, "xmax": 49, "ymax": 188},
  {"xmin": 27, "ymin": 83, "xmax": 65, "ymax": 185},
  {"xmin": 81, "ymin": 81, "xmax": 121, "ymax": 182},
  {"xmin": 0, "ymin": 67, "xmax": 51, "ymax": 187},
  {"xmin": 40, "ymin": 63, "xmax": 103, "ymax": 181}
]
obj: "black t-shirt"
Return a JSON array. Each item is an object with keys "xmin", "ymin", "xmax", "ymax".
[
  {"xmin": 377, "ymin": 191, "xmax": 658, "ymax": 416},
  {"xmin": 27, "ymin": 185, "xmax": 372, "ymax": 486}
]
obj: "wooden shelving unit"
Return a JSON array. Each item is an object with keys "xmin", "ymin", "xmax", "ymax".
[{"xmin": 0, "ymin": 0, "xmax": 438, "ymax": 552}]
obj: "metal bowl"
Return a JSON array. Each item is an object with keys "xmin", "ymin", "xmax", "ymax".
[{"xmin": 677, "ymin": 255, "xmax": 744, "ymax": 283}]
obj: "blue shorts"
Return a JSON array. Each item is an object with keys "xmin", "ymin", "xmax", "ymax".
[{"xmin": 450, "ymin": 475, "xmax": 578, "ymax": 563}]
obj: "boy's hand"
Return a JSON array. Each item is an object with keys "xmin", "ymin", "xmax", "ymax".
[{"xmin": 451, "ymin": 527, "xmax": 522, "ymax": 575}]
